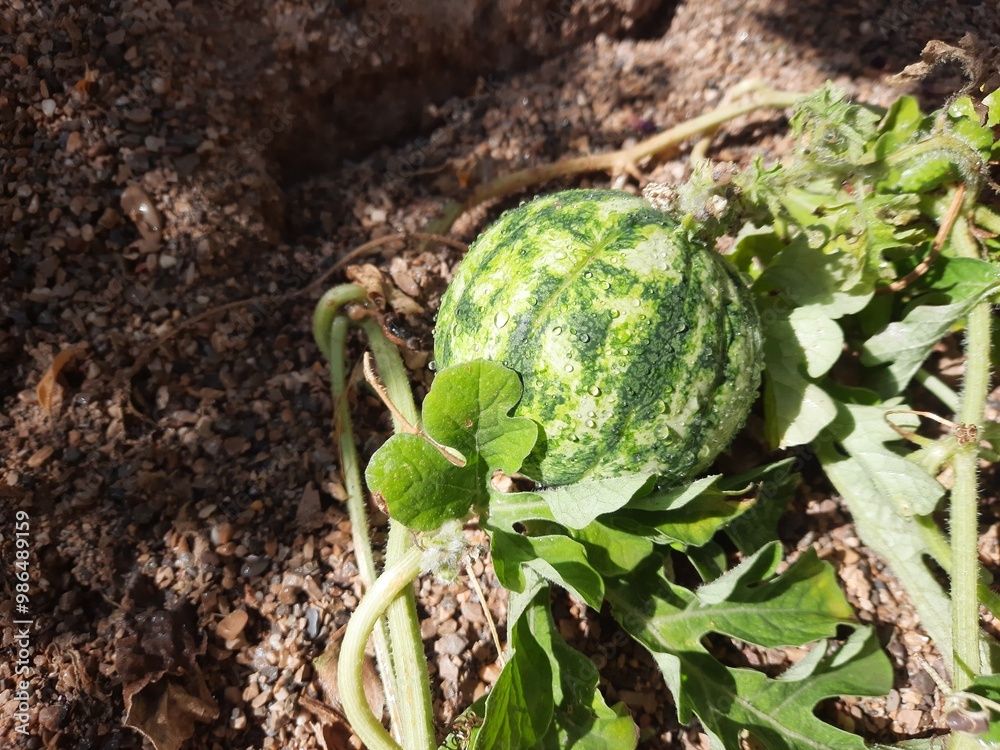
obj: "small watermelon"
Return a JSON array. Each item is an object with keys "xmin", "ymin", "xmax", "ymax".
[{"xmin": 434, "ymin": 189, "xmax": 762, "ymax": 487}]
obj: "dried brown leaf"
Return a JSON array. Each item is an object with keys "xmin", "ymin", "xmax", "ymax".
[
  {"xmin": 314, "ymin": 625, "xmax": 385, "ymax": 721},
  {"xmin": 37, "ymin": 345, "xmax": 85, "ymax": 415},
  {"xmin": 386, "ymin": 286, "xmax": 425, "ymax": 315},
  {"xmin": 344, "ymin": 263, "xmax": 387, "ymax": 310},
  {"xmin": 892, "ymin": 34, "xmax": 1000, "ymax": 98},
  {"xmin": 123, "ymin": 676, "xmax": 219, "ymax": 750}
]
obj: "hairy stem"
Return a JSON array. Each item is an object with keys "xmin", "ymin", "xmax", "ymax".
[
  {"xmin": 313, "ymin": 286, "xmax": 403, "ymax": 736},
  {"xmin": 359, "ymin": 317, "xmax": 437, "ymax": 749},
  {"xmin": 950, "ymin": 185, "xmax": 993, "ymax": 692},
  {"xmin": 338, "ymin": 545, "xmax": 425, "ymax": 750},
  {"xmin": 952, "ymin": 299, "xmax": 992, "ymax": 689},
  {"xmin": 429, "ymin": 87, "xmax": 804, "ymax": 234}
]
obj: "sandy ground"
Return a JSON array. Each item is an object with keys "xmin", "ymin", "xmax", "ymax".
[{"xmin": 2, "ymin": 0, "xmax": 1000, "ymax": 747}]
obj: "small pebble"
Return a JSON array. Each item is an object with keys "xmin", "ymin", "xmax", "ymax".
[
  {"xmin": 434, "ymin": 633, "xmax": 468, "ymax": 657},
  {"xmin": 216, "ymin": 609, "xmax": 249, "ymax": 640},
  {"xmin": 241, "ymin": 555, "xmax": 270, "ymax": 578}
]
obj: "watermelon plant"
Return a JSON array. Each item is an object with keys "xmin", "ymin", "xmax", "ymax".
[{"xmin": 312, "ymin": 71, "xmax": 1000, "ymax": 750}]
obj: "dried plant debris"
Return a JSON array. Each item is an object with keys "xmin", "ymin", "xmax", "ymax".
[
  {"xmin": 893, "ymin": 33, "xmax": 1000, "ymax": 99},
  {"xmin": 114, "ymin": 600, "xmax": 218, "ymax": 750}
]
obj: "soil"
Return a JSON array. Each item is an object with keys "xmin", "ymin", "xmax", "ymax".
[{"xmin": 2, "ymin": 1, "xmax": 999, "ymax": 748}]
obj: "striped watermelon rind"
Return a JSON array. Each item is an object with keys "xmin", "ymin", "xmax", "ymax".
[{"xmin": 434, "ymin": 189, "xmax": 762, "ymax": 487}]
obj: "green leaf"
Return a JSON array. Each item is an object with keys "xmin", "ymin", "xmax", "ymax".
[
  {"xmin": 948, "ymin": 96, "xmax": 996, "ymax": 157},
  {"xmin": 762, "ymin": 313, "xmax": 838, "ymax": 448},
  {"xmin": 985, "ymin": 88, "xmax": 1000, "ymax": 128},
  {"xmin": 627, "ymin": 474, "xmax": 722, "ymax": 512},
  {"xmin": 861, "ymin": 257, "xmax": 1000, "ymax": 395},
  {"xmin": 366, "ymin": 360, "xmax": 537, "ymax": 530},
  {"xmin": 828, "ymin": 402, "xmax": 945, "ymax": 517},
  {"xmin": 487, "ymin": 521, "xmax": 605, "ymax": 609},
  {"xmin": 614, "ymin": 491, "xmax": 754, "ymax": 550},
  {"xmin": 721, "ymin": 458, "xmax": 800, "ymax": 555},
  {"xmin": 537, "ymin": 473, "xmax": 656, "ymax": 530},
  {"xmin": 422, "ymin": 360, "xmax": 538, "ymax": 475},
  {"xmin": 787, "ymin": 306, "xmax": 844, "ymax": 378},
  {"xmin": 569, "ymin": 520, "xmax": 654, "ymax": 576},
  {"xmin": 605, "ymin": 546, "xmax": 889, "ymax": 749},
  {"xmin": 475, "ymin": 588, "xmax": 638, "ymax": 750},
  {"xmin": 755, "ymin": 239, "xmax": 874, "ymax": 319},
  {"xmin": 814, "ymin": 401, "xmax": 953, "ymax": 660},
  {"xmin": 871, "ymin": 95, "xmax": 928, "ymax": 159},
  {"xmin": 366, "ymin": 433, "xmax": 482, "ymax": 530},
  {"xmin": 474, "ymin": 590, "xmax": 555, "ymax": 750}
]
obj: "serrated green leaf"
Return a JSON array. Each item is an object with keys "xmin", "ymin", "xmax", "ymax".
[
  {"xmin": 476, "ymin": 588, "xmax": 638, "ymax": 750},
  {"xmin": 985, "ymin": 88, "xmax": 1000, "ymax": 128},
  {"xmin": 422, "ymin": 360, "xmax": 538, "ymax": 474},
  {"xmin": 487, "ymin": 522, "xmax": 605, "ymax": 609},
  {"xmin": 763, "ymin": 314, "xmax": 839, "ymax": 448},
  {"xmin": 755, "ymin": 239, "xmax": 874, "ymax": 318},
  {"xmin": 721, "ymin": 458, "xmax": 800, "ymax": 555},
  {"xmin": 861, "ymin": 257, "xmax": 1000, "ymax": 396},
  {"xmin": 537, "ymin": 473, "xmax": 655, "ymax": 529},
  {"xmin": 366, "ymin": 360, "xmax": 537, "ymax": 530},
  {"xmin": 605, "ymin": 547, "xmax": 888, "ymax": 749},
  {"xmin": 474, "ymin": 590, "xmax": 555, "ymax": 750},
  {"xmin": 815, "ymin": 401, "xmax": 953, "ymax": 660},
  {"xmin": 568, "ymin": 520, "xmax": 654, "ymax": 576},
  {"xmin": 787, "ymin": 306, "xmax": 844, "ymax": 378}
]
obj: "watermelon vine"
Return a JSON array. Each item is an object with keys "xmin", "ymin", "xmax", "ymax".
[{"xmin": 313, "ymin": 61, "xmax": 1000, "ymax": 750}]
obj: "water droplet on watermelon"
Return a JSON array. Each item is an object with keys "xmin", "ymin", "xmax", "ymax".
[
  {"xmin": 564, "ymin": 364, "xmax": 574, "ymax": 372},
  {"xmin": 528, "ymin": 296, "xmax": 538, "ymax": 306},
  {"xmin": 587, "ymin": 410, "xmax": 596, "ymax": 418},
  {"xmin": 567, "ymin": 433, "xmax": 580, "ymax": 442},
  {"xmin": 428, "ymin": 360, "xmax": 437, "ymax": 371},
  {"xmin": 579, "ymin": 333, "xmax": 590, "ymax": 343},
  {"xmin": 584, "ymin": 271, "xmax": 593, "ymax": 279},
  {"xmin": 655, "ymin": 400, "xmax": 667, "ymax": 413},
  {"xmin": 621, "ymin": 348, "xmax": 629, "ymax": 356},
  {"xmin": 474, "ymin": 343, "xmax": 481, "ymax": 352},
  {"xmin": 602, "ymin": 281, "xmax": 612, "ymax": 290},
  {"xmin": 585, "ymin": 419, "xmax": 597, "ymax": 428},
  {"xmin": 555, "ymin": 250, "xmax": 566, "ymax": 259},
  {"xmin": 610, "ymin": 309, "xmax": 620, "ymax": 318},
  {"xmin": 553, "ymin": 326, "xmax": 563, "ymax": 335},
  {"xmin": 588, "ymin": 385, "xmax": 601, "ymax": 396},
  {"xmin": 494, "ymin": 311, "xmax": 510, "ymax": 328}
]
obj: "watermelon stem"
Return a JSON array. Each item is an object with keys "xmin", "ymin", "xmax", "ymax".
[
  {"xmin": 313, "ymin": 285, "xmax": 437, "ymax": 750},
  {"xmin": 950, "ymin": 182, "xmax": 993, "ymax": 695},
  {"xmin": 428, "ymin": 85, "xmax": 805, "ymax": 235}
]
